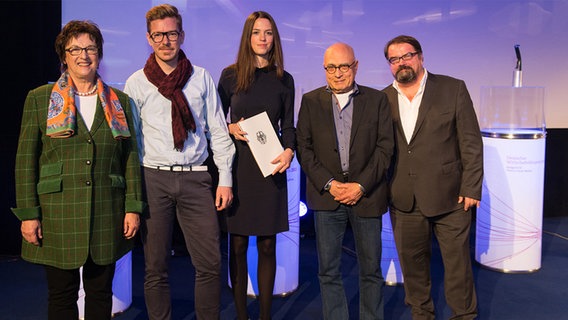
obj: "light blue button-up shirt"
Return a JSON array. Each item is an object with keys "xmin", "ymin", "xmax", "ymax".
[{"xmin": 124, "ymin": 65, "xmax": 235, "ymax": 187}]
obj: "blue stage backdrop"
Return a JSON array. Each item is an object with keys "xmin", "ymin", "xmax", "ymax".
[{"xmin": 63, "ymin": 0, "xmax": 568, "ymax": 128}]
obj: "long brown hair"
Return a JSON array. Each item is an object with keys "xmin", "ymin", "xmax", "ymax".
[{"xmin": 232, "ymin": 11, "xmax": 284, "ymax": 93}]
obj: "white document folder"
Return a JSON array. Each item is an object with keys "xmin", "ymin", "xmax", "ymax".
[{"xmin": 238, "ymin": 111, "xmax": 283, "ymax": 177}]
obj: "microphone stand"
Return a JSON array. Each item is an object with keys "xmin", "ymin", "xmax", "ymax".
[{"xmin": 513, "ymin": 44, "xmax": 522, "ymax": 87}]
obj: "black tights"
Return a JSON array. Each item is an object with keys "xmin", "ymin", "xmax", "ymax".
[{"xmin": 229, "ymin": 233, "xmax": 276, "ymax": 320}]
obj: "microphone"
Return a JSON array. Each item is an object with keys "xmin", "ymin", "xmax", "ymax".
[{"xmin": 513, "ymin": 44, "xmax": 522, "ymax": 87}]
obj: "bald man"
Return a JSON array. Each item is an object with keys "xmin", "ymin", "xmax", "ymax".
[{"xmin": 296, "ymin": 43, "xmax": 394, "ymax": 320}]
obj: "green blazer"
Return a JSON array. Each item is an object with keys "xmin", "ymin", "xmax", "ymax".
[{"xmin": 12, "ymin": 83, "xmax": 145, "ymax": 269}]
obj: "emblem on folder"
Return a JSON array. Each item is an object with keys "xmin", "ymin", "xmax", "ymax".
[{"xmin": 256, "ymin": 131, "xmax": 267, "ymax": 144}]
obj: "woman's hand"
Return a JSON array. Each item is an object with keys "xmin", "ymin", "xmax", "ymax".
[
  {"xmin": 271, "ymin": 148, "xmax": 294, "ymax": 175},
  {"xmin": 123, "ymin": 213, "xmax": 140, "ymax": 239},
  {"xmin": 21, "ymin": 219, "xmax": 42, "ymax": 246},
  {"xmin": 228, "ymin": 118, "xmax": 248, "ymax": 142}
]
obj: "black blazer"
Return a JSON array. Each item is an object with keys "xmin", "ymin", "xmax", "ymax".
[
  {"xmin": 296, "ymin": 84, "xmax": 394, "ymax": 217},
  {"xmin": 383, "ymin": 72, "xmax": 483, "ymax": 217}
]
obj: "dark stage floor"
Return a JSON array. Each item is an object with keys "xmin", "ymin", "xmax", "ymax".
[{"xmin": 1, "ymin": 216, "xmax": 567, "ymax": 320}]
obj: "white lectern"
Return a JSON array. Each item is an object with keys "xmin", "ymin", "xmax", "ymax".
[{"xmin": 475, "ymin": 86, "xmax": 545, "ymax": 272}]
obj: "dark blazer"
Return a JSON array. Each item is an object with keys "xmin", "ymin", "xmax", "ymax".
[
  {"xmin": 296, "ymin": 84, "xmax": 394, "ymax": 217},
  {"xmin": 383, "ymin": 72, "xmax": 483, "ymax": 217},
  {"xmin": 12, "ymin": 84, "xmax": 145, "ymax": 269}
]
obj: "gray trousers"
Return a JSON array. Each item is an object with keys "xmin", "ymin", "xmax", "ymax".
[{"xmin": 141, "ymin": 167, "xmax": 221, "ymax": 320}]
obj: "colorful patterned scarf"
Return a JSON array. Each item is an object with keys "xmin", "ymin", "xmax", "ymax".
[
  {"xmin": 46, "ymin": 72, "xmax": 131, "ymax": 139},
  {"xmin": 143, "ymin": 49, "xmax": 195, "ymax": 151}
]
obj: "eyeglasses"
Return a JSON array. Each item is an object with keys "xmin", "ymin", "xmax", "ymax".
[
  {"xmin": 149, "ymin": 30, "xmax": 180, "ymax": 43},
  {"xmin": 324, "ymin": 61, "xmax": 357, "ymax": 74},
  {"xmin": 65, "ymin": 46, "xmax": 98, "ymax": 56},
  {"xmin": 387, "ymin": 51, "xmax": 420, "ymax": 65}
]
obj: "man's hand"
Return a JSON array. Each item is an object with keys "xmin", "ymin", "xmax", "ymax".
[
  {"xmin": 458, "ymin": 196, "xmax": 480, "ymax": 211},
  {"xmin": 21, "ymin": 219, "xmax": 42, "ymax": 246},
  {"xmin": 330, "ymin": 181, "xmax": 364, "ymax": 206},
  {"xmin": 216, "ymin": 186, "xmax": 233, "ymax": 211}
]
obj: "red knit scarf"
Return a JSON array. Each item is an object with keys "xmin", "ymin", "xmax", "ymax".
[{"xmin": 143, "ymin": 50, "xmax": 195, "ymax": 151}]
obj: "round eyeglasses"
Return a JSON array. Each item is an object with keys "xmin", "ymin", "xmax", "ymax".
[
  {"xmin": 150, "ymin": 30, "xmax": 180, "ymax": 43},
  {"xmin": 65, "ymin": 46, "xmax": 98, "ymax": 56},
  {"xmin": 324, "ymin": 61, "xmax": 357, "ymax": 74},
  {"xmin": 388, "ymin": 51, "xmax": 420, "ymax": 65}
]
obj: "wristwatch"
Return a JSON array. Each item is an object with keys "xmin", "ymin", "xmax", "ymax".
[{"xmin": 324, "ymin": 179, "xmax": 334, "ymax": 191}]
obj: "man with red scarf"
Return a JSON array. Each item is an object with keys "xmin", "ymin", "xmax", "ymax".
[{"xmin": 124, "ymin": 4, "xmax": 235, "ymax": 319}]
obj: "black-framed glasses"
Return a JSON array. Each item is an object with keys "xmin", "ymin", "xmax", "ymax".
[
  {"xmin": 324, "ymin": 61, "xmax": 357, "ymax": 74},
  {"xmin": 65, "ymin": 46, "xmax": 98, "ymax": 56},
  {"xmin": 150, "ymin": 30, "xmax": 180, "ymax": 43},
  {"xmin": 388, "ymin": 51, "xmax": 420, "ymax": 65}
]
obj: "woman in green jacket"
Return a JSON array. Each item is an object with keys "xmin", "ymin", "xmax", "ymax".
[{"xmin": 11, "ymin": 20, "xmax": 145, "ymax": 320}]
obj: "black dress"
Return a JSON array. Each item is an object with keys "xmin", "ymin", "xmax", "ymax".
[{"xmin": 218, "ymin": 66, "xmax": 295, "ymax": 236}]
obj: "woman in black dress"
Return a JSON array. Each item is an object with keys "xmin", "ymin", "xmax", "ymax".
[{"xmin": 217, "ymin": 11, "xmax": 295, "ymax": 320}]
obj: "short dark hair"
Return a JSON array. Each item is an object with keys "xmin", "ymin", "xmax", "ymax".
[
  {"xmin": 383, "ymin": 35, "xmax": 422, "ymax": 60},
  {"xmin": 55, "ymin": 20, "xmax": 103, "ymax": 71}
]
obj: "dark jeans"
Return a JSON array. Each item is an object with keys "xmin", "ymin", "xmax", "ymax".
[
  {"xmin": 314, "ymin": 205, "xmax": 385, "ymax": 320},
  {"xmin": 141, "ymin": 168, "xmax": 221, "ymax": 320},
  {"xmin": 44, "ymin": 255, "xmax": 115, "ymax": 320}
]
